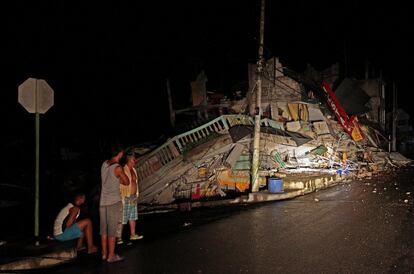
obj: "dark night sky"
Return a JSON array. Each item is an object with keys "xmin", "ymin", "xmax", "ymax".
[{"xmin": 1, "ymin": 0, "xmax": 413, "ymax": 156}]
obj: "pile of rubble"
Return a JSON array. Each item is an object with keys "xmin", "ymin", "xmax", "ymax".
[
  {"xmin": 135, "ymin": 58, "xmax": 412, "ymax": 207},
  {"xmin": 135, "ymin": 110, "xmax": 411, "ymax": 207},
  {"xmin": 256, "ymin": 101, "xmax": 412, "ymax": 179}
]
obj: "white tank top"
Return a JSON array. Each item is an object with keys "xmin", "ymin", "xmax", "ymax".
[{"xmin": 53, "ymin": 203, "xmax": 79, "ymax": 236}]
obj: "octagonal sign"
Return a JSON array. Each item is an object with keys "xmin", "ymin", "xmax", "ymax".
[{"xmin": 18, "ymin": 78, "xmax": 54, "ymax": 114}]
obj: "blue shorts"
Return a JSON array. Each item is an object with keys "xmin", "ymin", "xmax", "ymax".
[{"xmin": 54, "ymin": 223, "xmax": 83, "ymax": 241}]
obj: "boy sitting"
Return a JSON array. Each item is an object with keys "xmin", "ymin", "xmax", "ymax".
[{"xmin": 53, "ymin": 191, "xmax": 98, "ymax": 254}]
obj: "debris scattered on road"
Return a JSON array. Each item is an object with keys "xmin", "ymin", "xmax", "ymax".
[{"xmin": 134, "ymin": 61, "xmax": 414, "ymax": 208}]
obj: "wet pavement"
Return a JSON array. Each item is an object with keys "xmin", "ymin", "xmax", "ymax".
[{"xmin": 44, "ymin": 168, "xmax": 414, "ymax": 274}]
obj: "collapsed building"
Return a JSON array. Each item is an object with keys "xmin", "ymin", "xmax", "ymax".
[{"xmin": 135, "ymin": 57, "xmax": 412, "ymax": 209}]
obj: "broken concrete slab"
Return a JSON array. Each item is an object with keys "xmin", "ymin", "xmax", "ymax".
[
  {"xmin": 335, "ymin": 78, "xmax": 370, "ymax": 115},
  {"xmin": 225, "ymin": 144, "xmax": 244, "ymax": 168},
  {"xmin": 389, "ymin": 152, "xmax": 412, "ymax": 166},
  {"xmin": 308, "ymin": 105, "xmax": 325, "ymax": 121},
  {"xmin": 297, "ymin": 122, "xmax": 316, "ymax": 139},
  {"xmin": 286, "ymin": 121, "xmax": 301, "ymax": 132},
  {"xmin": 313, "ymin": 121, "xmax": 331, "ymax": 135},
  {"xmin": 276, "ymin": 102, "xmax": 291, "ymax": 120}
]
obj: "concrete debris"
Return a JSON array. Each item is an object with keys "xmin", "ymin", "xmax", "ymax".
[
  {"xmin": 225, "ymin": 144, "xmax": 244, "ymax": 168},
  {"xmin": 306, "ymin": 145, "xmax": 328, "ymax": 157},
  {"xmin": 389, "ymin": 152, "xmax": 412, "ymax": 166},
  {"xmin": 313, "ymin": 121, "xmax": 331, "ymax": 135},
  {"xmin": 134, "ymin": 57, "xmax": 413, "ymax": 207},
  {"xmin": 288, "ymin": 103, "xmax": 308, "ymax": 121},
  {"xmin": 308, "ymin": 105, "xmax": 325, "ymax": 121},
  {"xmin": 286, "ymin": 121, "xmax": 301, "ymax": 132}
]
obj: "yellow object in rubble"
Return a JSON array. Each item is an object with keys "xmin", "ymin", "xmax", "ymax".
[
  {"xmin": 351, "ymin": 127, "xmax": 363, "ymax": 141},
  {"xmin": 287, "ymin": 103, "xmax": 309, "ymax": 121},
  {"xmin": 198, "ymin": 167, "xmax": 207, "ymax": 178},
  {"xmin": 342, "ymin": 152, "xmax": 347, "ymax": 166},
  {"xmin": 217, "ymin": 169, "xmax": 250, "ymax": 192}
]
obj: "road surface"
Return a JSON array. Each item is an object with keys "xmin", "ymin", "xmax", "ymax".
[{"xmin": 48, "ymin": 169, "xmax": 414, "ymax": 273}]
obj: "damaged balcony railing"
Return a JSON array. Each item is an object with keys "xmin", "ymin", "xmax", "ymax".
[{"xmin": 136, "ymin": 115, "xmax": 254, "ymax": 182}]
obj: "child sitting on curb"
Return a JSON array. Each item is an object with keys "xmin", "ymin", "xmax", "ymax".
[{"xmin": 53, "ymin": 191, "xmax": 98, "ymax": 254}]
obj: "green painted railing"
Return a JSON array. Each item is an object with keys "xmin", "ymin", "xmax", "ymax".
[{"xmin": 136, "ymin": 115, "xmax": 284, "ymax": 182}]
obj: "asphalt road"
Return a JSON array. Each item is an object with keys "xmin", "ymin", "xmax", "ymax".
[{"xmin": 48, "ymin": 168, "xmax": 414, "ymax": 274}]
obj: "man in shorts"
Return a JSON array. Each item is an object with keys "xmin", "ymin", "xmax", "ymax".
[
  {"xmin": 100, "ymin": 146, "xmax": 129, "ymax": 263},
  {"xmin": 118, "ymin": 150, "xmax": 143, "ymax": 244}
]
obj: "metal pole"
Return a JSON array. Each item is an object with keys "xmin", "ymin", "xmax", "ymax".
[
  {"xmin": 343, "ymin": 39, "xmax": 348, "ymax": 77},
  {"xmin": 35, "ymin": 112, "xmax": 40, "ymax": 245},
  {"xmin": 166, "ymin": 78, "xmax": 175, "ymax": 128},
  {"xmin": 388, "ymin": 134, "xmax": 391, "ymax": 153},
  {"xmin": 379, "ymin": 70, "xmax": 386, "ymax": 131},
  {"xmin": 392, "ymin": 83, "xmax": 397, "ymax": 151},
  {"xmin": 251, "ymin": 0, "xmax": 265, "ymax": 192},
  {"xmin": 35, "ymin": 79, "xmax": 40, "ymax": 246}
]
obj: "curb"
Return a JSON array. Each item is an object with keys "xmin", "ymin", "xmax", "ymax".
[{"xmin": 0, "ymin": 245, "xmax": 76, "ymax": 272}]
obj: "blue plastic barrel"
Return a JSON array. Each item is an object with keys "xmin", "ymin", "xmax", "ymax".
[{"xmin": 268, "ymin": 177, "xmax": 284, "ymax": 193}]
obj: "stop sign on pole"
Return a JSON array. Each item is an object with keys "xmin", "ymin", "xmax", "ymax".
[
  {"xmin": 17, "ymin": 77, "xmax": 54, "ymax": 245},
  {"xmin": 18, "ymin": 78, "xmax": 54, "ymax": 114}
]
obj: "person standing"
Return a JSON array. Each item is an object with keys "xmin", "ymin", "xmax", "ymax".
[
  {"xmin": 100, "ymin": 147, "xmax": 129, "ymax": 263},
  {"xmin": 118, "ymin": 150, "xmax": 143, "ymax": 244}
]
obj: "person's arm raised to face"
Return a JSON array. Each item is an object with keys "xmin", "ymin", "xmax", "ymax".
[
  {"xmin": 65, "ymin": 206, "xmax": 80, "ymax": 228},
  {"xmin": 115, "ymin": 165, "xmax": 130, "ymax": 185}
]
